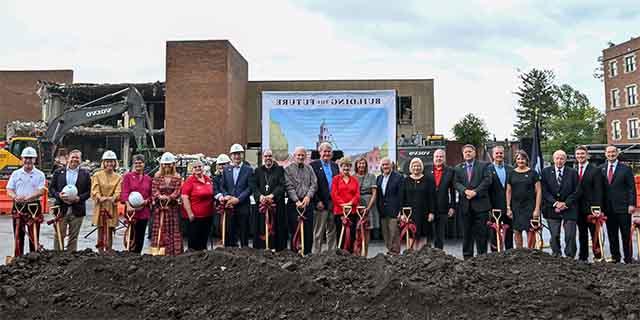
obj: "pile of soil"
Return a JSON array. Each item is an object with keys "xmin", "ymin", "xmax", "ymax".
[{"xmin": 1, "ymin": 248, "xmax": 640, "ymax": 319}]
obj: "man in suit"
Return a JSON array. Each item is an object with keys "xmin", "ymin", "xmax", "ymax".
[
  {"xmin": 310, "ymin": 142, "xmax": 339, "ymax": 253},
  {"xmin": 574, "ymin": 145, "xmax": 604, "ymax": 262},
  {"xmin": 487, "ymin": 145, "xmax": 513, "ymax": 251},
  {"xmin": 425, "ymin": 149, "xmax": 456, "ymax": 250},
  {"xmin": 219, "ymin": 144, "xmax": 254, "ymax": 247},
  {"xmin": 376, "ymin": 157, "xmax": 403, "ymax": 254},
  {"xmin": 454, "ymin": 144, "xmax": 492, "ymax": 259},
  {"xmin": 541, "ymin": 150, "xmax": 580, "ymax": 258},
  {"xmin": 602, "ymin": 145, "xmax": 637, "ymax": 263},
  {"xmin": 49, "ymin": 149, "xmax": 91, "ymax": 251}
]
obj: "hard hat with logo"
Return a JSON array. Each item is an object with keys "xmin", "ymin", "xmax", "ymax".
[
  {"xmin": 160, "ymin": 152, "xmax": 176, "ymax": 164},
  {"xmin": 216, "ymin": 153, "xmax": 231, "ymax": 164},
  {"xmin": 21, "ymin": 147, "xmax": 38, "ymax": 158},
  {"xmin": 101, "ymin": 150, "xmax": 118, "ymax": 161},
  {"xmin": 128, "ymin": 191, "xmax": 145, "ymax": 208},
  {"xmin": 62, "ymin": 184, "xmax": 78, "ymax": 198},
  {"xmin": 229, "ymin": 144, "xmax": 244, "ymax": 154}
]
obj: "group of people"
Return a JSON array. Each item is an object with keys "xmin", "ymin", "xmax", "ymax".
[{"xmin": 5, "ymin": 141, "xmax": 638, "ymax": 263}]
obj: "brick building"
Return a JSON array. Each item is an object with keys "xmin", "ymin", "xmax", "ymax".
[
  {"xmin": 0, "ymin": 70, "xmax": 73, "ymax": 131},
  {"xmin": 604, "ymin": 37, "xmax": 640, "ymax": 144},
  {"xmin": 1, "ymin": 40, "xmax": 434, "ymax": 160}
]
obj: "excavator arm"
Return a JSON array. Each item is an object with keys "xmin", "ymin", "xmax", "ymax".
[{"xmin": 43, "ymin": 87, "xmax": 149, "ymax": 147}]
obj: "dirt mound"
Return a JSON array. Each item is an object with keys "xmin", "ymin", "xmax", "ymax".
[{"xmin": 1, "ymin": 248, "xmax": 640, "ymax": 320}]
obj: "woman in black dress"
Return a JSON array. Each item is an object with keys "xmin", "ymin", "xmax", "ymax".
[
  {"xmin": 399, "ymin": 157, "xmax": 434, "ymax": 250},
  {"xmin": 506, "ymin": 150, "xmax": 541, "ymax": 248}
]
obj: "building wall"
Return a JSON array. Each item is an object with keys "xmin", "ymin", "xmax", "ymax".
[
  {"xmin": 0, "ymin": 70, "xmax": 73, "ymax": 132},
  {"xmin": 604, "ymin": 37, "xmax": 640, "ymax": 144},
  {"xmin": 246, "ymin": 79, "xmax": 435, "ymax": 146},
  {"xmin": 165, "ymin": 40, "xmax": 248, "ymax": 156}
]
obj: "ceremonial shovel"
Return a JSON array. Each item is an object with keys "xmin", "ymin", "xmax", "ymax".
[
  {"xmin": 5, "ymin": 203, "xmax": 26, "ymax": 264},
  {"xmin": 338, "ymin": 204, "xmax": 352, "ymax": 250},
  {"xmin": 401, "ymin": 207, "xmax": 413, "ymax": 250},
  {"xmin": 27, "ymin": 203, "xmax": 41, "ymax": 252},
  {"xmin": 356, "ymin": 206, "xmax": 367, "ymax": 257},
  {"xmin": 530, "ymin": 217, "xmax": 543, "ymax": 250},
  {"xmin": 46, "ymin": 206, "xmax": 64, "ymax": 251},
  {"xmin": 491, "ymin": 209, "xmax": 503, "ymax": 252},
  {"xmin": 296, "ymin": 206, "xmax": 305, "ymax": 256},
  {"xmin": 150, "ymin": 199, "xmax": 169, "ymax": 256}
]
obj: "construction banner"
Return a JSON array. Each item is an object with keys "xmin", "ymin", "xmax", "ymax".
[{"xmin": 262, "ymin": 90, "xmax": 396, "ymax": 173}]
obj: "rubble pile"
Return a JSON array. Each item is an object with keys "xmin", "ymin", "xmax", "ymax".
[
  {"xmin": 5, "ymin": 120, "xmax": 47, "ymax": 139},
  {"xmin": 1, "ymin": 248, "xmax": 640, "ymax": 319}
]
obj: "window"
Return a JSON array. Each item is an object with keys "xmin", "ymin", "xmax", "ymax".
[
  {"xmin": 627, "ymin": 85, "xmax": 638, "ymax": 106},
  {"xmin": 612, "ymin": 120, "xmax": 622, "ymax": 141},
  {"xmin": 609, "ymin": 60, "xmax": 618, "ymax": 77},
  {"xmin": 397, "ymin": 96, "xmax": 412, "ymax": 125},
  {"xmin": 611, "ymin": 88, "xmax": 620, "ymax": 108},
  {"xmin": 629, "ymin": 118, "xmax": 640, "ymax": 139},
  {"xmin": 625, "ymin": 54, "xmax": 636, "ymax": 73}
]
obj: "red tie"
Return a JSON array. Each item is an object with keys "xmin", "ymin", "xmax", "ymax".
[
  {"xmin": 578, "ymin": 165, "xmax": 583, "ymax": 181},
  {"xmin": 608, "ymin": 164, "xmax": 614, "ymax": 184}
]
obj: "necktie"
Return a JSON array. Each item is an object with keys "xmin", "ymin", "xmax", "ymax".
[
  {"xmin": 556, "ymin": 169, "xmax": 563, "ymax": 187},
  {"xmin": 608, "ymin": 164, "xmax": 614, "ymax": 184},
  {"xmin": 578, "ymin": 165, "xmax": 583, "ymax": 181},
  {"xmin": 466, "ymin": 162, "xmax": 473, "ymax": 183}
]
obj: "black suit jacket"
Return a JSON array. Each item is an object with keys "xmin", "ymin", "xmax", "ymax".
[
  {"xmin": 425, "ymin": 165, "xmax": 456, "ymax": 215},
  {"xmin": 376, "ymin": 171, "xmax": 403, "ymax": 218},
  {"xmin": 454, "ymin": 160, "xmax": 492, "ymax": 213},
  {"xmin": 487, "ymin": 163, "xmax": 512, "ymax": 212},
  {"xmin": 602, "ymin": 162, "xmax": 637, "ymax": 215},
  {"xmin": 576, "ymin": 163, "xmax": 603, "ymax": 217},
  {"xmin": 541, "ymin": 166, "xmax": 580, "ymax": 220},
  {"xmin": 310, "ymin": 160, "xmax": 339, "ymax": 210},
  {"xmin": 49, "ymin": 167, "xmax": 92, "ymax": 217},
  {"xmin": 220, "ymin": 164, "xmax": 254, "ymax": 207}
]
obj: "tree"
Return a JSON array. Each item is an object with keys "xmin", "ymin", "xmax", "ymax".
[
  {"xmin": 513, "ymin": 69, "xmax": 559, "ymax": 140},
  {"xmin": 545, "ymin": 84, "xmax": 605, "ymax": 152},
  {"xmin": 452, "ymin": 113, "xmax": 490, "ymax": 149}
]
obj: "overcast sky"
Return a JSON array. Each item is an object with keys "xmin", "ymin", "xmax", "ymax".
[{"xmin": 2, "ymin": 1, "xmax": 639, "ymax": 139}]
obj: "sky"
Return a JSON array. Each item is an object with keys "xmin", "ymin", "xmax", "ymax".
[{"xmin": 2, "ymin": 0, "xmax": 639, "ymax": 139}]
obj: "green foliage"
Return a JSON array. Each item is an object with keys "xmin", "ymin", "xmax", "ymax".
[
  {"xmin": 452, "ymin": 114, "xmax": 490, "ymax": 149},
  {"xmin": 545, "ymin": 84, "xmax": 605, "ymax": 152},
  {"xmin": 513, "ymin": 69, "xmax": 559, "ymax": 139}
]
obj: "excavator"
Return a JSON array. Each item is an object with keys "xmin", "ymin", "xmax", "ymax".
[{"xmin": 0, "ymin": 86, "xmax": 155, "ymax": 214}]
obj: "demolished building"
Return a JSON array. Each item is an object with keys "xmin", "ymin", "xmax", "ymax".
[{"xmin": 35, "ymin": 81, "xmax": 166, "ymax": 164}]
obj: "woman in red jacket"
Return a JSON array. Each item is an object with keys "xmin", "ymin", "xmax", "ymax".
[
  {"xmin": 330, "ymin": 157, "xmax": 360, "ymax": 253},
  {"xmin": 181, "ymin": 160, "xmax": 215, "ymax": 251}
]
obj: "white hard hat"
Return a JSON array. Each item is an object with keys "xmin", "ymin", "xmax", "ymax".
[
  {"xmin": 128, "ymin": 191, "xmax": 145, "ymax": 208},
  {"xmin": 61, "ymin": 184, "xmax": 78, "ymax": 198},
  {"xmin": 21, "ymin": 147, "xmax": 38, "ymax": 158},
  {"xmin": 216, "ymin": 153, "xmax": 231, "ymax": 164},
  {"xmin": 229, "ymin": 144, "xmax": 244, "ymax": 154},
  {"xmin": 160, "ymin": 152, "xmax": 176, "ymax": 164},
  {"xmin": 101, "ymin": 150, "xmax": 118, "ymax": 161}
]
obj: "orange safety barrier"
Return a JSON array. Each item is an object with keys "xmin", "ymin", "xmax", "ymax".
[{"xmin": 0, "ymin": 179, "xmax": 48, "ymax": 215}]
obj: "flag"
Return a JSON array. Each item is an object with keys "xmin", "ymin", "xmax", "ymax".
[{"xmin": 530, "ymin": 120, "xmax": 544, "ymax": 174}]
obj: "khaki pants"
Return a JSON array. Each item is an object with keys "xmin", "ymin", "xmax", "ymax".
[
  {"xmin": 312, "ymin": 208, "xmax": 336, "ymax": 254},
  {"xmin": 381, "ymin": 217, "xmax": 400, "ymax": 254},
  {"xmin": 54, "ymin": 214, "xmax": 84, "ymax": 251}
]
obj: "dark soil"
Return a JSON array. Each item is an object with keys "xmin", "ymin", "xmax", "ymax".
[{"xmin": 1, "ymin": 248, "xmax": 640, "ymax": 320}]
